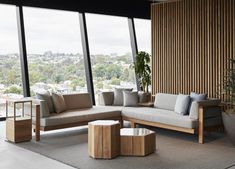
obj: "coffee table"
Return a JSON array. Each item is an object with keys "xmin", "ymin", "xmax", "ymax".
[
  {"xmin": 120, "ymin": 128, "xmax": 156, "ymax": 156},
  {"xmin": 88, "ymin": 120, "xmax": 120, "ymax": 159}
]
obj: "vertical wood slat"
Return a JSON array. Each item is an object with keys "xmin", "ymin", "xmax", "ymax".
[{"xmin": 151, "ymin": 0, "xmax": 235, "ymax": 100}]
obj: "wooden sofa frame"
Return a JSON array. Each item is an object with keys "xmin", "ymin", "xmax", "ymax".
[
  {"xmin": 123, "ymin": 104, "xmax": 223, "ymax": 144},
  {"xmin": 32, "ymin": 104, "xmax": 123, "ymax": 141},
  {"xmin": 32, "ymin": 103, "xmax": 222, "ymax": 144}
]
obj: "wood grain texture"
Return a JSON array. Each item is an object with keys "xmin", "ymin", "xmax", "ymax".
[
  {"xmin": 88, "ymin": 122, "xmax": 120, "ymax": 159},
  {"xmin": 151, "ymin": 0, "xmax": 235, "ymax": 99},
  {"xmin": 122, "ymin": 116, "xmax": 195, "ymax": 134},
  {"xmin": 120, "ymin": 131, "xmax": 156, "ymax": 156},
  {"xmin": 120, "ymin": 136, "xmax": 132, "ymax": 155},
  {"xmin": 6, "ymin": 118, "xmax": 32, "ymax": 143}
]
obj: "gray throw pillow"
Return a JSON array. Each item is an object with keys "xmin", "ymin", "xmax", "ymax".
[
  {"xmin": 123, "ymin": 91, "xmax": 139, "ymax": 107},
  {"xmin": 36, "ymin": 92, "xmax": 55, "ymax": 113},
  {"xmin": 188, "ymin": 92, "xmax": 207, "ymax": 114},
  {"xmin": 174, "ymin": 94, "xmax": 190, "ymax": 115},
  {"xmin": 52, "ymin": 93, "xmax": 66, "ymax": 113},
  {"xmin": 113, "ymin": 88, "xmax": 133, "ymax": 106}
]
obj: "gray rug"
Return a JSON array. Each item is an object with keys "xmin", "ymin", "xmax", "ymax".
[{"xmin": 18, "ymin": 126, "xmax": 235, "ymax": 169}]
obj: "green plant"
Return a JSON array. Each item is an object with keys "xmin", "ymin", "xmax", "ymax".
[
  {"xmin": 132, "ymin": 51, "xmax": 151, "ymax": 93},
  {"xmin": 220, "ymin": 59, "xmax": 235, "ymax": 113}
]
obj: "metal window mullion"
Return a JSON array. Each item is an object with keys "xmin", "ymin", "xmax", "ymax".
[
  {"xmin": 16, "ymin": 5, "xmax": 30, "ymax": 97},
  {"xmin": 79, "ymin": 12, "xmax": 95, "ymax": 105},
  {"xmin": 128, "ymin": 17, "xmax": 140, "ymax": 91}
]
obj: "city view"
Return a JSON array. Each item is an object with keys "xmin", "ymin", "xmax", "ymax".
[
  {"xmin": 0, "ymin": 51, "xmax": 137, "ymax": 117},
  {"xmin": 0, "ymin": 5, "xmax": 150, "ymax": 118}
]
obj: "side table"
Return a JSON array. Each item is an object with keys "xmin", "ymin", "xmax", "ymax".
[
  {"xmin": 120, "ymin": 128, "xmax": 156, "ymax": 156},
  {"xmin": 6, "ymin": 99, "xmax": 32, "ymax": 143},
  {"xmin": 88, "ymin": 120, "xmax": 120, "ymax": 159}
]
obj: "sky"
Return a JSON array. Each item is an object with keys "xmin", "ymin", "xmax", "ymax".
[{"xmin": 0, "ymin": 4, "xmax": 151, "ymax": 55}]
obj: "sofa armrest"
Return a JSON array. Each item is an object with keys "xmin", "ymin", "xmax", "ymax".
[
  {"xmin": 197, "ymin": 99, "xmax": 221, "ymax": 108},
  {"xmin": 196, "ymin": 99, "xmax": 222, "ymax": 144},
  {"xmin": 189, "ymin": 99, "xmax": 221, "ymax": 119},
  {"xmin": 98, "ymin": 91, "xmax": 114, "ymax": 106}
]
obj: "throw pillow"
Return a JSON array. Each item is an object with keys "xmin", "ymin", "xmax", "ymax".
[
  {"xmin": 113, "ymin": 88, "xmax": 133, "ymax": 106},
  {"xmin": 123, "ymin": 91, "xmax": 139, "ymax": 107},
  {"xmin": 52, "ymin": 93, "xmax": 66, "ymax": 113},
  {"xmin": 188, "ymin": 92, "xmax": 207, "ymax": 114},
  {"xmin": 174, "ymin": 94, "xmax": 190, "ymax": 115},
  {"xmin": 36, "ymin": 92, "xmax": 55, "ymax": 113}
]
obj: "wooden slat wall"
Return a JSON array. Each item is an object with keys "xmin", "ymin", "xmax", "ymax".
[{"xmin": 151, "ymin": 0, "xmax": 235, "ymax": 99}]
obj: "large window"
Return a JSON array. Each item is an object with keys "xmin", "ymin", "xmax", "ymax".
[
  {"xmin": 23, "ymin": 7, "xmax": 87, "ymax": 95},
  {"xmin": 134, "ymin": 19, "xmax": 151, "ymax": 54},
  {"xmin": 86, "ymin": 13, "xmax": 137, "ymax": 102},
  {"xmin": 0, "ymin": 4, "xmax": 23, "ymax": 118}
]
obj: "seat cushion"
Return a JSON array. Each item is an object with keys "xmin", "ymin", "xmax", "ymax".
[
  {"xmin": 40, "ymin": 106, "xmax": 122, "ymax": 127},
  {"xmin": 122, "ymin": 107, "xmax": 198, "ymax": 129}
]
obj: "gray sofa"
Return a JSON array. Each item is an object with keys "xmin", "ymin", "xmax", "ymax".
[
  {"xmin": 30, "ymin": 93, "xmax": 122, "ymax": 141},
  {"xmin": 31, "ymin": 92, "xmax": 222, "ymax": 143},
  {"xmin": 99, "ymin": 92, "xmax": 222, "ymax": 143}
]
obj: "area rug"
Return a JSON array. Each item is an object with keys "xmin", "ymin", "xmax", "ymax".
[{"xmin": 17, "ymin": 126, "xmax": 235, "ymax": 169}]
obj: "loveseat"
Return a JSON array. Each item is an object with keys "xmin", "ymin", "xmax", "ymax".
[{"xmin": 31, "ymin": 92, "xmax": 222, "ymax": 144}]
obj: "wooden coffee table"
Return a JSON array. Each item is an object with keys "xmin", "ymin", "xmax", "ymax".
[
  {"xmin": 120, "ymin": 128, "xmax": 156, "ymax": 156},
  {"xmin": 88, "ymin": 120, "xmax": 120, "ymax": 159}
]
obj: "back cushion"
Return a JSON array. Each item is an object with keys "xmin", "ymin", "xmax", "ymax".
[
  {"xmin": 154, "ymin": 93, "xmax": 178, "ymax": 111},
  {"xmin": 113, "ymin": 88, "xmax": 133, "ymax": 106},
  {"xmin": 63, "ymin": 93, "xmax": 92, "ymax": 110},
  {"xmin": 36, "ymin": 92, "xmax": 55, "ymax": 113}
]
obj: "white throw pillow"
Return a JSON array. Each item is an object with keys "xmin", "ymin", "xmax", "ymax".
[
  {"xmin": 36, "ymin": 92, "xmax": 55, "ymax": 113},
  {"xmin": 174, "ymin": 94, "xmax": 190, "ymax": 115}
]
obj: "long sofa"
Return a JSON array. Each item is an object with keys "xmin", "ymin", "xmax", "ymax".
[{"xmin": 31, "ymin": 92, "xmax": 222, "ymax": 144}]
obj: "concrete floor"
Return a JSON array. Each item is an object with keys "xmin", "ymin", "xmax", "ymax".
[{"xmin": 0, "ymin": 122, "xmax": 75, "ymax": 169}]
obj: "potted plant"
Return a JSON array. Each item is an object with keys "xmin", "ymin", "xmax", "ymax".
[
  {"xmin": 133, "ymin": 51, "xmax": 151, "ymax": 102},
  {"xmin": 220, "ymin": 59, "xmax": 235, "ymax": 145}
]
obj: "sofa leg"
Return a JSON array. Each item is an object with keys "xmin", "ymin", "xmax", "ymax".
[
  {"xmin": 198, "ymin": 107, "xmax": 204, "ymax": 144},
  {"xmin": 131, "ymin": 121, "xmax": 137, "ymax": 128},
  {"xmin": 119, "ymin": 119, "xmax": 123, "ymax": 128},
  {"xmin": 35, "ymin": 105, "xmax": 40, "ymax": 141}
]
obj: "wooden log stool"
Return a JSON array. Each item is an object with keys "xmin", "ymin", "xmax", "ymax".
[{"xmin": 88, "ymin": 120, "xmax": 120, "ymax": 159}]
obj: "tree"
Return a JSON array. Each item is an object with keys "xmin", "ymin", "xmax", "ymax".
[
  {"xmin": 110, "ymin": 77, "xmax": 121, "ymax": 85},
  {"xmin": 4, "ymin": 85, "xmax": 22, "ymax": 94},
  {"xmin": 133, "ymin": 51, "xmax": 151, "ymax": 92}
]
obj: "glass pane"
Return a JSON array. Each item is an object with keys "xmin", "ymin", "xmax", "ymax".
[
  {"xmin": 0, "ymin": 4, "xmax": 23, "ymax": 118},
  {"xmin": 86, "ymin": 13, "xmax": 137, "ymax": 102},
  {"xmin": 23, "ymin": 7, "xmax": 87, "ymax": 95},
  {"xmin": 134, "ymin": 18, "xmax": 151, "ymax": 54}
]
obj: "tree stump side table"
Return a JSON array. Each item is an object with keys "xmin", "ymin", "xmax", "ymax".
[
  {"xmin": 6, "ymin": 99, "xmax": 32, "ymax": 143},
  {"xmin": 88, "ymin": 120, "xmax": 120, "ymax": 159}
]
